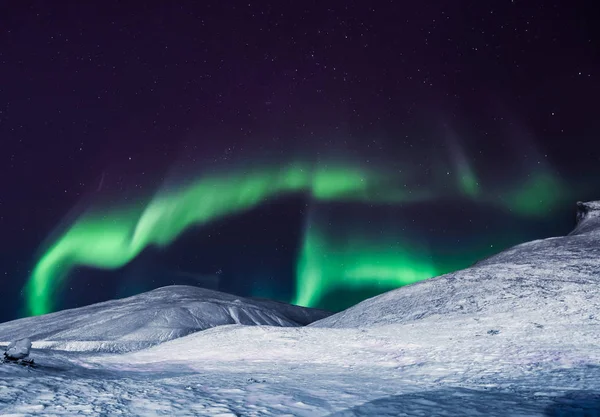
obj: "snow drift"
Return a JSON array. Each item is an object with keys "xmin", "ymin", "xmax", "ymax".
[{"xmin": 0, "ymin": 285, "xmax": 330, "ymax": 352}]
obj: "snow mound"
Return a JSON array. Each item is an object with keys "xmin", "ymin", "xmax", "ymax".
[
  {"xmin": 312, "ymin": 200, "xmax": 600, "ymax": 328},
  {"xmin": 5, "ymin": 338, "xmax": 32, "ymax": 360},
  {"xmin": 0, "ymin": 286, "xmax": 330, "ymax": 352}
]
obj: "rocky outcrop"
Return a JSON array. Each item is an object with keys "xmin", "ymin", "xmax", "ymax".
[{"xmin": 571, "ymin": 200, "xmax": 600, "ymax": 236}]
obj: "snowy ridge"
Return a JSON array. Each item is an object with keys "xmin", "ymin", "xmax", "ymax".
[
  {"xmin": 312, "ymin": 200, "xmax": 600, "ymax": 328},
  {"xmin": 0, "ymin": 285, "xmax": 330, "ymax": 352}
]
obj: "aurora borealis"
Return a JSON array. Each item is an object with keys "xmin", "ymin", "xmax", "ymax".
[
  {"xmin": 26, "ymin": 156, "xmax": 576, "ymax": 316},
  {"xmin": 30, "ymin": 161, "xmax": 395, "ymax": 315},
  {"xmin": 293, "ymin": 215, "xmax": 439, "ymax": 309},
  {"xmin": 1, "ymin": 1, "xmax": 598, "ymax": 322}
]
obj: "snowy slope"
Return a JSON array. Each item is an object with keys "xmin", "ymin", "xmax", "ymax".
[
  {"xmin": 312, "ymin": 201, "xmax": 600, "ymax": 328},
  {"xmin": 0, "ymin": 285, "xmax": 330, "ymax": 352},
  {"xmin": 3, "ymin": 305, "xmax": 600, "ymax": 416}
]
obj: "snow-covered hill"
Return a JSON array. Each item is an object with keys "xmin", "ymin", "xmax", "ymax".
[
  {"xmin": 0, "ymin": 285, "xmax": 330, "ymax": 352},
  {"xmin": 312, "ymin": 200, "xmax": 600, "ymax": 328}
]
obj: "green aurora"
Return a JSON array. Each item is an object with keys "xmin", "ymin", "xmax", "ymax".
[
  {"xmin": 25, "ymin": 159, "xmax": 571, "ymax": 317},
  {"xmin": 292, "ymin": 204, "xmax": 522, "ymax": 310},
  {"xmin": 293, "ymin": 225, "xmax": 438, "ymax": 308},
  {"xmin": 27, "ymin": 161, "xmax": 399, "ymax": 315}
]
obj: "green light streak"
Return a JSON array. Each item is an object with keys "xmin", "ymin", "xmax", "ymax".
[
  {"xmin": 457, "ymin": 163, "xmax": 480, "ymax": 198},
  {"xmin": 293, "ymin": 225, "xmax": 438, "ymax": 308},
  {"xmin": 496, "ymin": 172, "xmax": 567, "ymax": 216},
  {"xmin": 26, "ymin": 150, "xmax": 571, "ymax": 317},
  {"xmin": 27, "ymin": 161, "xmax": 412, "ymax": 316},
  {"xmin": 444, "ymin": 130, "xmax": 480, "ymax": 198}
]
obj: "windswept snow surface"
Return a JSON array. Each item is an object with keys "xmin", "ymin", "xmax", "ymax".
[
  {"xmin": 1, "ymin": 201, "xmax": 600, "ymax": 416},
  {"xmin": 2, "ymin": 318, "xmax": 600, "ymax": 416},
  {"xmin": 0, "ymin": 285, "xmax": 330, "ymax": 352}
]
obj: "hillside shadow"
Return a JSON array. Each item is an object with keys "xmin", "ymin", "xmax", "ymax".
[
  {"xmin": 544, "ymin": 391, "xmax": 600, "ymax": 416},
  {"xmin": 325, "ymin": 388, "xmax": 600, "ymax": 417}
]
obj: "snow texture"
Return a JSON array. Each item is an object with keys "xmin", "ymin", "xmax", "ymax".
[
  {"xmin": 0, "ymin": 286, "xmax": 330, "ymax": 352},
  {"xmin": 4, "ymin": 338, "xmax": 31, "ymax": 360},
  {"xmin": 1, "ymin": 201, "xmax": 600, "ymax": 416}
]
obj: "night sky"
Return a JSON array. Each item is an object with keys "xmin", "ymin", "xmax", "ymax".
[{"xmin": 1, "ymin": 1, "xmax": 599, "ymax": 322}]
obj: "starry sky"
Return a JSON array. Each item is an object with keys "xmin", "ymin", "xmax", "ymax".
[{"xmin": 1, "ymin": 1, "xmax": 599, "ymax": 321}]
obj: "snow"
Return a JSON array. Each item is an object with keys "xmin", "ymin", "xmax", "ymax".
[
  {"xmin": 2, "ymin": 318, "xmax": 600, "ymax": 415},
  {"xmin": 4, "ymin": 338, "xmax": 31, "ymax": 360},
  {"xmin": 1, "ymin": 201, "xmax": 600, "ymax": 415},
  {"xmin": 0, "ymin": 286, "xmax": 330, "ymax": 352}
]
